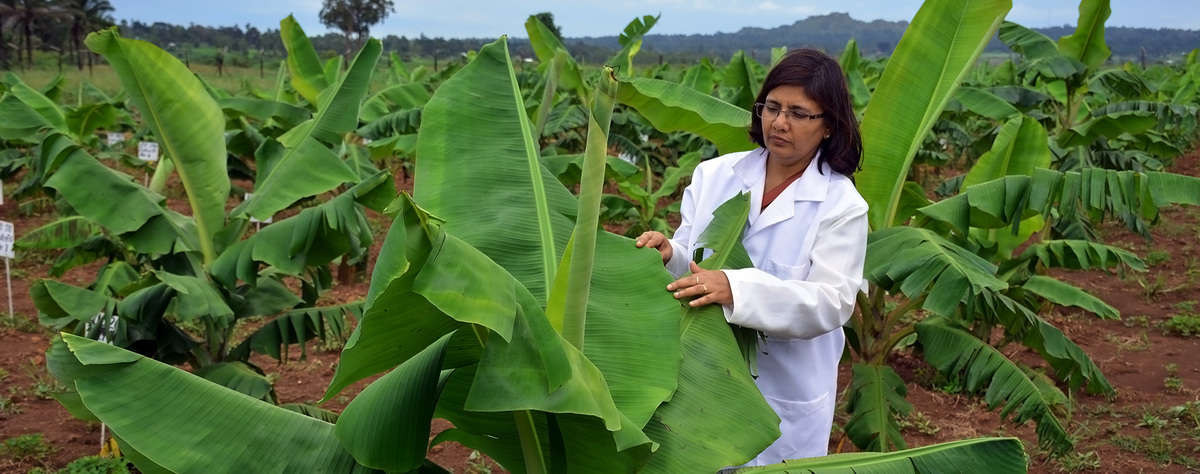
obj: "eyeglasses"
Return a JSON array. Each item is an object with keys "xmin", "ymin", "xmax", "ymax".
[{"xmin": 754, "ymin": 102, "xmax": 825, "ymax": 123}]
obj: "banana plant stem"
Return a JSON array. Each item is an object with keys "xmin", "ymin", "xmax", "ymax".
[
  {"xmin": 513, "ymin": 410, "xmax": 548, "ymax": 474},
  {"xmin": 470, "ymin": 324, "xmax": 547, "ymax": 474}
]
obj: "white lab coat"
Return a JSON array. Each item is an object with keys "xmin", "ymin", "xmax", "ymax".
[{"xmin": 665, "ymin": 148, "xmax": 868, "ymax": 466}]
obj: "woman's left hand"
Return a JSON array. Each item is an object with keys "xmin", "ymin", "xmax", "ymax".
[{"xmin": 667, "ymin": 262, "xmax": 733, "ymax": 307}]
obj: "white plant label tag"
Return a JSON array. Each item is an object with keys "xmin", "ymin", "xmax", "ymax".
[
  {"xmin": 106, "ymin": 132, "xmax": 123, "ymax": 146},
  {"xmin": 0, "ymin": 221, "xmax": 13, "ymax": 259},
  {"xmin": 138, "ymin": 141, "xmax": 160, "ymax": 162},
  {"xmin": 244, "ymin": 193, "xmax": 273, "ymax": 224}
]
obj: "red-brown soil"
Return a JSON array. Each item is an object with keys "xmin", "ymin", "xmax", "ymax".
[{"xmin": 2, "ymin": 151, "xmax": 1199, "ymax": 473}]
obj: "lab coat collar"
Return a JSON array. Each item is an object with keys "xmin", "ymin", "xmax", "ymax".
[
  {"xmin": 736, "ymin": 148, "xmax": 831, "ymax": 238},
  {"xmin": 731, "ymin": 148, "xmax": 830, "ymax": 203}
]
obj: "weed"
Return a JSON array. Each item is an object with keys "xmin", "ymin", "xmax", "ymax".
[
  {"xmin": 23, "ymin": 359, "xmax": 66, "ymax": 400},
  {"xmin": 896, "ymin": 410, "xmax": 941, "ymax": 436},
  {"xmin": 1, "ymin": 433, "xmax": 53, "ymax": 463},
  {"xmin": 1142, "ymin": 432, "xmax": 1175, "ymax": 464},
  {"xmin": 1106, "ymin": 331, "xmax": 1151, "ymax": 351},
  {"xmin": 0, "ymin": 314, "xmax": 42, "ymax": 333},
  {"xmin": 0, "ymin": 394, "xmax": 20, "ymax": 415},
  {"xmin": 1138, "ymin": 413, "xmax": 1168, "ymax": 430},
  {"xmin": 1146, "ymin": 249, "xmax": 1171, "ymax": 267},
  {"xmin": 1163, "ymin": 314, "xmax": 1200, "ymax": 337},
  {"xmin": 1053, "ymin": 450, "xmax": 1100, "ymax": 472},
  {"xmin": 1177, "ymin": 301, "xmax": 1198, "ymax": 313},
  {"xmin": 465, "ymin": 450, "xmax": 493, "ymax": 474},
  {"xmin": 0, "ymin": 367, "xmax": 8, "ymax": 382},
  {"xmin": 1163, "ymin": 363, "xmax": 1184, "ymax": 394},
  {"xmin": 57, "ymin": 455, "xmax": 131, "ymax": 474},
  {"xmin": 1120, "ymin": 315, "xmax": 1151, "ymax": 329},
  {"xmin": 1110, "ymin": 433, "xmax": 1139, "ymax": 452},
  {"xmin": 1137, "ymin": 275, "xmax": 1168, "ymax": 300},
  {"xmin": 1166, "ymin": 401, "xmax": 1200, "ymax": 429}
]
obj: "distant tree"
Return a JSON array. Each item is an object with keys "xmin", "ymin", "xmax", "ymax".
[
  {"xmin": 318, "ymin": 0, "xmax": 394, "ymax": 54},
  {"xmin": 533, "ymin": 11, "xmax": 562, "ymax": 40},
  {"xmin": 67, "ymin": 0, "xmax": 114, "ymax": 70},
  {"xmin": 1, "ymin": 0, "xmax": 74, "ymax": 68}
]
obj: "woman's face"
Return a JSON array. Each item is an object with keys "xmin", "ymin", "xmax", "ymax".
[{"xmin": 761, "ymin": 85, "xmax": 830, "ymax": 168}]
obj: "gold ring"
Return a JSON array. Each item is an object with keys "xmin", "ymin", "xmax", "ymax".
[
  {"xmin": 693, "ymin": 276, "xmax": 700, "ymax": 285},
  {"xmin": 701, "ymin": 284, "xmax": 708, "ymax": 293}
]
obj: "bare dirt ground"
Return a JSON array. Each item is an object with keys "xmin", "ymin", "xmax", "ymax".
[{"xmin": 2, "ymin": 152, "xmax": 1199, "ymax": 473}]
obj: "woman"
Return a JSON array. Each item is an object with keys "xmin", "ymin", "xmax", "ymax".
[{"xmin": 635, "ymin": 49, "xmax": 868, "ymax": 465}]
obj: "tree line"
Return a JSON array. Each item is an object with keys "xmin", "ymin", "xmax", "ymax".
[{"xmin": 4, "ymin": 7, "xmax": 1197, "ymax": 72}]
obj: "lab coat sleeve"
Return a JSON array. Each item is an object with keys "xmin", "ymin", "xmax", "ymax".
[
  {"xmin": 665, "ymin": 177, "xmax": 698, "ymax": 278},
  {"xmin": 721, "ymin": 204, "xmax": 868, "ymax": 339}
]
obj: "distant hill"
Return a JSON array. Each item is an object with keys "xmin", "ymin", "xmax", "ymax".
[
  {"xmin": 114, "ymin": 12, "xmax": 1198, "ymax": 67},
  {"xmin": 566, "ymin": 13, "xmax": 1199, "ymax": 63}
]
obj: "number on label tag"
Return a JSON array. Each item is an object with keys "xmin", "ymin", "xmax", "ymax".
[{"xmin": 138, "ymin": 141, "xmax": 159, "ymax": 162}]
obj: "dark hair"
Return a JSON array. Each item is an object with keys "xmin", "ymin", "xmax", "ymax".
[{"xmin": 748, "ymin": 49, "xmax": 862, "ymax": 177}]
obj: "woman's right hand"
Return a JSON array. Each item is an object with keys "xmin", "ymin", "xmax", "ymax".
[{"xmin": 634, "ymin": 231, "xmax": 673, "ymax": 265}]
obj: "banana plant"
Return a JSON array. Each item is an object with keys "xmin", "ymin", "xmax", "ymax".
[
  {"xmin": 32, "ymin": 27, "xmax": 394, "ymax": 407},
  {"xmin": 42, "ymin": 35, "xmax": 783, "ymax": 473}
]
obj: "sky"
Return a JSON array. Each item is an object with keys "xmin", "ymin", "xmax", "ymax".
[{"xmin": 108, "ymin": 0, "xmax": 1200, "ymax": 38}]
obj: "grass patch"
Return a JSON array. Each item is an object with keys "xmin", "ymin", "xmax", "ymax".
[
  {"xmin": 897, "ymin": 410, "xmax": 941, "ymax": 436},
  {"xmin": 1164, "ymin": 363, "xmax": 1184, "ymax": 393},
  {"xmin": 1106, "ymin": 331, "xmax": 1151, "ymax": 351},
  {"xmin": 1163, "ymin": 314, "xmax": 1200, "ymax": 337},
  {"xmin": 1, "ymin": 433, "xmax": 54, "ymax": 464},
  {"xmin": 1145, "ymin": 249, "xmax": 1171, "ymax": 267},
  {"xmin": 0, "ymin": 314, "xmax": 43, "ymax": 333},
  {"xmin": 1053, "ymin": 450, "xmax": 1100, "ymax": 472},
  {"xmin": 27, "ymin": 455, "xmax": 131, "ymax": 474}
]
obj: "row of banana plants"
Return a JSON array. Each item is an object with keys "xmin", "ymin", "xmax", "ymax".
[
  {"xmin": 27, "ymin": 10, "xmax": 1033, "ymax": 474},
  {"xmin": 13, "ymin": 17, "xmax": 402, "ymax": 412}
]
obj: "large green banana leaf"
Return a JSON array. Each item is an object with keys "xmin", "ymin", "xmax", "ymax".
[
  {"xmin": 1057, "ymin": 0, "xmax": 1111, "ymax": 70},
  {"xmin": 43, "ymin": 136, "xmax": 198, "ymax": 254},
  {"xmin": 240, "ymin": 38, "xmax": 380, "ymax": 220},
  {"xmin": 335, "ymin": 332, "xmax": 453, "ymax": 472},
  {"xmin": 844, "ymin": 363, "xmax": 911, "ymax": 452},
  {"xmin": 279, "ymin": 15, "xmax": 330, "ymax": 106},
  {"xmin": 525, "ymin": 15, "xmax": 584, "ymax": 95},
  {"xmin": 616, "ymin": 76, "xmax": 755, "ymax": 154},
  {"xmin": 916, "ymin": 317, "xmax": 1071, "ymax": 454},
  {"xmin": 963, "ymin": 115, "xmax": 1050, "ymax": 258},
  {"xmin": 855, "ymin": 0, "xmax": 1011, "ymax": 230},
  {"xmin": 721, "ymin": 50, "xmax": 765, "ymax": 111},
  {"xmin": 865, "ymin": 227, "xmax": 1008, "ymax": 317},
  {"xmin": 212, "ymin": 172, "xmax": 392, "ymax": 286},
  {"xmin": 919, "ymin": 168, "xmax": 1200, "ymax": 238},
  {"xmin": 46, "ymin": 334, "xmax": 374, "ymax": 473},
  {"xmin": 0, "ymin": 73, "xmax": 67, "ymax": 139},
  {"xmin": 735, "ymin": 437, "xmax": 1026, "ymax": 473},
  {"xmin": 15, "ymin": 216, "xmax": 102, "ymax": 250},
  {"xmin": 997, "ymin": 21, "xmax": 1059, "ymax": 62},
  {"xmin": 86, "ymin": 28, "xmax": 229, "ymax": 265},
  {"xmin": 0, "ymin": 93, "xmax": 62, "ymax": 140},
  {"xmin": 952, "ymin": 87, "xmax": 1019, "ymax": 121}
]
